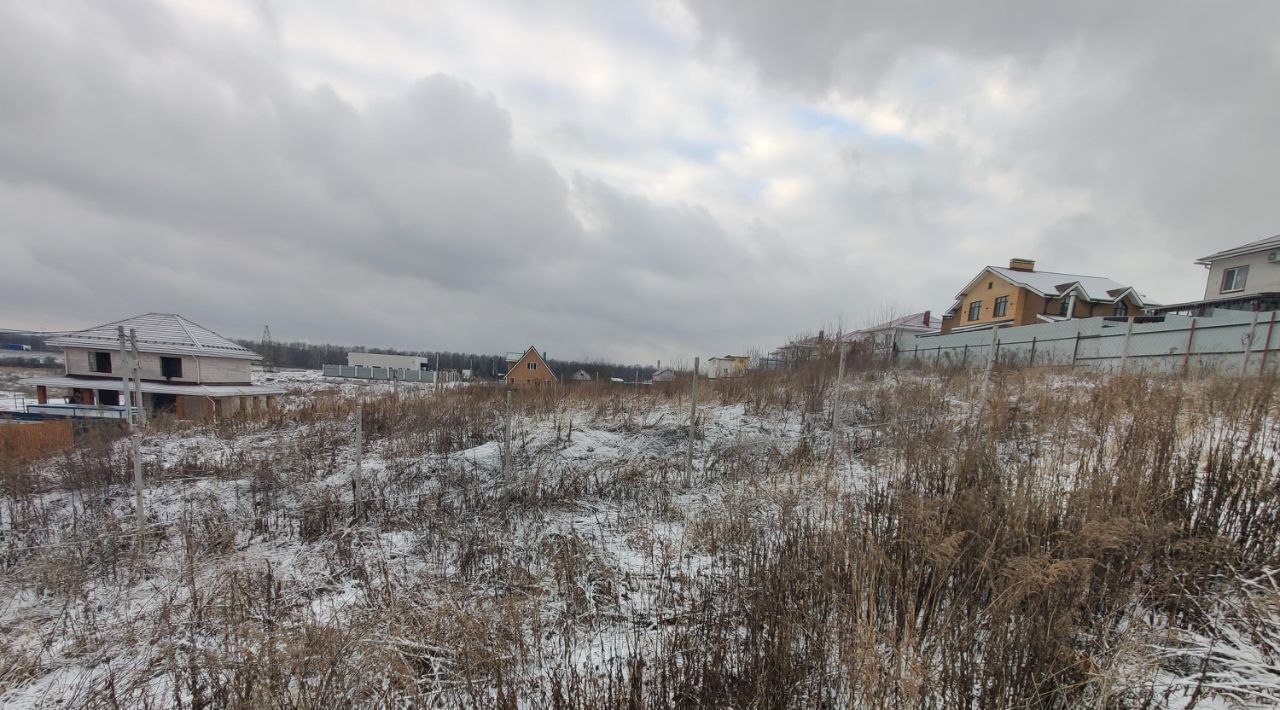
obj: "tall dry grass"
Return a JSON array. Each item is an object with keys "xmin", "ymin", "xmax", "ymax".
[{"xmin": 0, "ymin": 367, "xmax": 1276, "ymax": 708}]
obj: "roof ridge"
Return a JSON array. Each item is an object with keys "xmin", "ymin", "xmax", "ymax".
[{"xmin": 171, "ymin": 314, "xmax": 207, "ymax": 352}]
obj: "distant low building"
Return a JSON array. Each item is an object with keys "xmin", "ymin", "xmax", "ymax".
[
  {"xmin": 570, "ymin": 369, "xmax": 592, "ymax": 381},
  {"xmin": 651, "ymin": 367, "xmax": 675, "ymax": 383},
  {"xmin": 845, "ymin": 311, "xmax": 939, "ymax": 360},
  {"xmin": 21, "ymin": 313, "xmax": 282, "ymax": 419},
  {"xmin": 347, "ymin": 352, "xmax": 431, "ymax": 370},
  {"xmin": 506, "ymin": 346, "xmax": 556, "ymax": 388}
]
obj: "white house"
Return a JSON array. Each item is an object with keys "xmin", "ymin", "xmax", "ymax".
[
  {"xmin": 651, "ymin": 368, "xmax": 675, "ymax": 383},
  {"xmin": 570, "ymin": 369, "xmax": 592, "ymax": 381},
  {"xmin": 707, "ymin": 355, "xmax": 749, "ymax": 379},
  {"xmin": 1154, "ymin": 235, "xmax": 1280, "ymax": 316},
  {"xmin": 22, "ymin": 313, "xmax": 283, "ymax": 419},
  {"xmin": 844, "ymin": 311, "xmax": 940, "ymax": 360}
]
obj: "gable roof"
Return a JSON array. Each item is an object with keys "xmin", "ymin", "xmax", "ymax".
[
  {"xmin": 1196, "ymin": 234, "xmax": 1280, "ymax": 264},
  {"xmin": 47, "ymin": 313, "xmax": 261, "ymax": 360},
  {"xmin": 848, "ymin": 311, "xmax": 939, "ymax": 338},
  {"xmin": 948, "ymin": 266, "xmax": 1147, "ymax": 313},
  {"xmin": 504, "ymin": 346, "xmax": 554, "ymax": 378}
]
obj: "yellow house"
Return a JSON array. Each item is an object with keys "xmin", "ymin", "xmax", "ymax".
[{"xmin": 941, "ymin": 259, "xmax": 1150, "ymax": 334}]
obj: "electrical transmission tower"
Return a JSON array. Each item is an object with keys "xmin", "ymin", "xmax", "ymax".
[{"xmin": 262, "ymin": 325, "xmax": 274, "ymax": 372}]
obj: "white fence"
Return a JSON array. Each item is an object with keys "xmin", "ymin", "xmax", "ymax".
[
  {"xmin": 322, "ymin": 364, "xmax": 460, "ymax": 383},
  {"xmin": 895, "ymin": 310, "xmax": 1280, "ymax": 376}
]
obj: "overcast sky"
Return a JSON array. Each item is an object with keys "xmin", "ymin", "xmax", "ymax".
[{"xmin": 1, "ymin": 1, "xmax": 1276, "ymax": 364}]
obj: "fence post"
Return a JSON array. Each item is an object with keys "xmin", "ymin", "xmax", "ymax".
[
  {"xmin": 687, "ymin": 357, "xmax": 698, "ymax": 483},
  {"xmin": 1241, "ymin": 310, "xmax": 1261, "ymax": 376},
  {"xmin": 962, "ymin": 343, "xmax": 968, "ymax": 368},
  {"xmin": 1120, "ymin": 318, "xmax": 1135, "ymax": 373},
  {"xmin": 1182, "ymin": 319, "xmax": 1197, "ymax": 377},
  {"xmin": 503, "ymin": 390, "xmax": 512, "ymax": 479},
  {"xmin": 1260, "ymin": 312, "xmax": 1277, "ymax": 376},
  {"xmin": 353, "ymin": 405, "xmax": 363, "ymax": 521},
  {"xmin": 830, "ymin": 345, "xmax": 845, "ymax": 467},
  {"xmin": 1029, "ymin": 337, "xmax": 1037, "ymax": 367},
  {"xmin": 1070, "ymin": 331, "xmax": 1081, "ymax": 369},
  {"xmin": 986, "ymin": 327, "xmax": 999, "ymax": 377}
]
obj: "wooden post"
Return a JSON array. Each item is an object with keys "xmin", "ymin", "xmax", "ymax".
[
  {"xmin": 1259, "ymin": 312, "xmax": 1277, "ymax": 376},
  {"xmin": 435, "ymin": 353, "xmax": 442, "ymax": 396},
  {"xmin": 830, "ymin": 345, "xmax": 845, "ymax": 467},
  {"xmin": 1070, "ymin": 331, "xmax": 1081, "ymax": 370},
  {"xmin": 503, "ymin": 390, "xmax": 512, "ymax": 479},
  {"xmin": 1028, "ymin": 337, "xmax": 1037, "ymax": 367},
  {"xmin": 1241, "ymin": 310, "xmax": 1261, "ymax": 376},
  {"xmin": 1182, "ymin": 318, "xmax": 1198, "ymax": 377},
  {"xmin": 687, "ymin": 357, "xmax": 698, "ymax": 482},
  {"xmin": 961, "ymin": 343, "xmax": 968, "ymax": 368},
  {"xmin": 353, "ymin": 405, "xmax": 363, "ymax": 521}
]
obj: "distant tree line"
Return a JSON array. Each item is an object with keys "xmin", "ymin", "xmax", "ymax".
[{"xmin": 235, "ymin": 339, "xmax": 655, "ymax": 382}]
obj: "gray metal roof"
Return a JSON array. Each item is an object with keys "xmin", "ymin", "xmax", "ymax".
[
  {"xmin": 1196, "ymin": 234, "xmax": 1280, "ymax": 264},
  {"xmin": 46, "ymin": 313, "xmax": 261, "ymax": 360}
]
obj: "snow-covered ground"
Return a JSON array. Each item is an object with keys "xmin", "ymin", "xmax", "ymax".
[{"xmin": 0, "ymin": 367, "xmax": 1275, "ymax": 707}]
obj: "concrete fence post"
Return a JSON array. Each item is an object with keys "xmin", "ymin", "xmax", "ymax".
[
  {"xmin": 1260, "ymin": 312, "xmax": 1277, "ymax": 376},
  {"xmin": 1182, "ymin": 319, "xmax": 1198, "ymax": 377},
  {"xmin": 1242, "ymin": 310, "xmax": 1261, "ymax": 376},
  {"xmin": 1120, "ymin": 318, "xmax": 1135, "ymax": 373}
]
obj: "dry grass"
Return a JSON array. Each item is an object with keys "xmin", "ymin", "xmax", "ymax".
[{"xmin": 0, "ymin": 365, "xmax": 1277, "ymax": 708}]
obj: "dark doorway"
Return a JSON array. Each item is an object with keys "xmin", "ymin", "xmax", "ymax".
[
  {"xmin": 152, "ymin": 393, "xmax": 177, "ymax": 413},
  {"xmin": 97, "ymin": 389, "xmax": 120, "ymax": 406}
]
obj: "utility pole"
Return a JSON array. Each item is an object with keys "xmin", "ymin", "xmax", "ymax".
[
  {"xmin": 686, "ymin": 357, "xmax": 698, "ymax": 483},
  {"xmin": 353, "ymin": 405, "xmax": 363, "ymax": 521},
  {"xmin": 117, "ymin": 327, "xmax": 134, "ymax": 426},
  {"xmin": 118, "ymin": 326, "xmax": 145, "ymax": 549},
  {"xmin": 262, "ymin": 325, "xmax": 274, "ymax": 372},
  {"xmin": 129, "ymin": 329, "xmax": 145, "ymax": 427},
  {"xmin": 435, "ymin": 353, "xmax": 442, "ymax": 395}
]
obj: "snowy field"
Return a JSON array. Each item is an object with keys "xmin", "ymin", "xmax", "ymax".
[{"xmin": 0, "ymin": 366, "xmax": 1277, "ymax": 708}]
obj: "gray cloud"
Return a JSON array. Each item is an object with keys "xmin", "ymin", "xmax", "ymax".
[
  {"xmin": 686, "ymin": 0, "xmax": 1280, "ymax": 303},
  {"xmin": 0, "ymin": 0, "xmax": 810, "ymax": 362}
]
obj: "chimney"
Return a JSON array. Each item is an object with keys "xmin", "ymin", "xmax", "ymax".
[
  {"xmin": 923, "ymin": 310, "xmax": 931, "ymax": 327},
  {"xmin": 1009, "ymin": 258, "xmax": 1036, "ymax": 272}
]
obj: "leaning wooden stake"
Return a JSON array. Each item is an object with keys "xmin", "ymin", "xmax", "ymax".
[
  {"xmin": 687, "ymin": 357, "xmax": 698, "ymax": 483},
  {"xmin": 503, "ymin": 390, "xmax": 513, "ymax": 479},
  {"xmin": 830, "ymin": 344, "xmax": 846, "ymax": 467},
  {"xmin": 353, "ymin": 405, "xmax": 363, "ymax": 521}
]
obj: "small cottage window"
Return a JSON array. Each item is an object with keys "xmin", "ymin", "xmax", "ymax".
[
  {"xmin": 527, "ymin": 362, "xmax": 537, "ymax": 370},
  {"xmin": 1221, "ymin": 266, "xmax": 1248, "ymax": 293},
  {"xmin": 1059, "ymin": 298, "xmax": 1071, "ymax": 316},
  {"xmin": 161, "ymin": 356, "xmax": 183, "ymax": 379},
  {"xmin": 967, "ymin": 301, "xmax": 982, "ymax": 321},
  {"xmin": 993, "ymin": 296, "xmax": 1009, "ymax": 317},
  {"xmin": 1113, "ymin": 302, "xmax": 1128, "ymax": 317},
  {"xmin": 90, "ymin": 351, "xmax": 112, "ymax": 373}
]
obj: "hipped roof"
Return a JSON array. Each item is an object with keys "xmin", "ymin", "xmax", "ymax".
[{"xmin": 47, "ymin": 313, "xmax": 260, "ymax": 360}]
